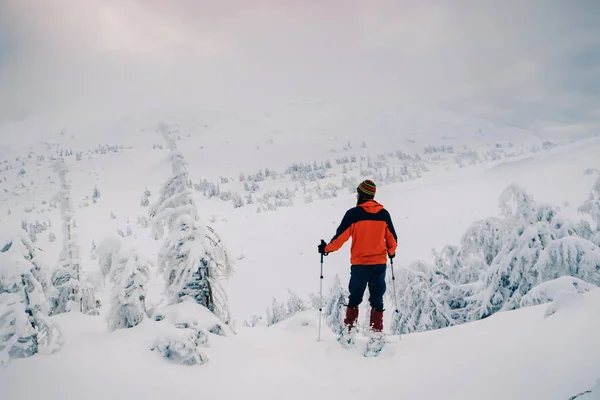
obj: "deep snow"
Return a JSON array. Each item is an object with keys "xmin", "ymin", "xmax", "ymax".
[
  {"xmin": 1, "ymin": 289, "xmax": 599, "ymax": 400},
  {"xmin": 1, "ymin": 109, "xmax": 599, "ymax": 400}
]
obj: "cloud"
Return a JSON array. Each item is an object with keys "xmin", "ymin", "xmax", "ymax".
[{"xmin": 0, "ymin": 0, "xmax": 598, "ymax": 135}]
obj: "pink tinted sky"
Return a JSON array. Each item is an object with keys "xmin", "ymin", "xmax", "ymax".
[{"xmin": 0, "ymin": 0, "xmax": 598, "ymax": 134}]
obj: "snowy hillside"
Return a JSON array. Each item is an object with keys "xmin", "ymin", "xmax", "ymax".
[
  {"xmin": 0, "ymin": 288, "xmax": 599, "ymax": 400},
  {"xmin": 1, "ymin": 107, "xmax": 600, "ymax": 400}
]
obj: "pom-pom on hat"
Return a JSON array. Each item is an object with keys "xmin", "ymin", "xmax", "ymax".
[{"xmin": 357, "ymin": 179, "xmax": 376, "ymax": 199}]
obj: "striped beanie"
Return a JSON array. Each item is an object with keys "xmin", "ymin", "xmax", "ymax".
[{"xmin": 357, "ymin": 179, "xmax": 376, "ymax": 198}]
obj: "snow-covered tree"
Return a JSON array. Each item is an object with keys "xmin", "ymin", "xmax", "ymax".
[
  {"xmin": 50, "ymin": 159, "xmax": 98, "ymax": 316},
  {"xmin": 390, "ymin": 261, "xmax": 459, "ymax": 335},
  {"xmin": 435, "ymin": 217, "xmax": 505, "ymax": 287},
  {"xmin": 459, "ymin": 217, "xmax": 505, "ymax": 267},
  {"xmin": 578, "ymin": 169, "xmax": 600, "ymax": 244},
  {"xmin": 264, "ymin": 289, "xmax": 311, "ymax": 326},
  {"xmin": 90, "ymin": 240, "xmax": 98, "ymax": 260},
  {"xmin": 465, "ymin": 222, "xmax": 557, "ymax": 320},
  {"xmin": 150, "ymin": 123, "xmax": 234, "ymax": 326},
  {"xmin": 0, "ymin": 234, "xmax": 62, "ymax": 365},
  {"xmin": 98, "ymin": 236, "xmax": 150, "ymax": 331},
  {"xmin": 533, "ymin": 237, "xmax": 600, "ymax": 286},
  {"xmin": 286, "ymin": 289, "xmax": 310, "ymax": 315},
  {"xmin": 323, "ymin": 274, "xmax": 349, "ymax": 334},
  {"xmin": 397, "ymin": 184, "xmax": 600, "ymax": 334},
  {"xmin": 18, "ymin": 231, "xmax": 57, "ymax": 306},
  {"xmin": 265, "ymin": 297, "xmax": 288, "ymax": 326},
  {"xmin": 92, "ymin": 186, "xmax": 100, "ymax": 203}
]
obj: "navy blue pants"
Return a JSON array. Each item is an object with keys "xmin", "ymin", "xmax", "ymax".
[{"xmin": 348, "ymin": 264, "xmax": 386, "ymax": 311}]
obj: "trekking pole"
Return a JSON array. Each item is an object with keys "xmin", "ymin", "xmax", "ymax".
[
  {"xmin": 390, "ymin": 256, "xmax": 401, "ymax": 340},
  {"xmin": 318, "ymin": 252, "xmax": 324, "ymax": 342}
]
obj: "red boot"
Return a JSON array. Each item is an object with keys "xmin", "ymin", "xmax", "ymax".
[
  {"xmin": 370, "ymin": 309, "xmax": 384, "ymax": 332},
  {"xmin": 344, "ymin": 306, "xmax": 359, "ymax": 332}
]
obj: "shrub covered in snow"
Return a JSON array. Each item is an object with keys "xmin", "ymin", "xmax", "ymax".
[
  {"xmin": 151, "ymin": 325, "xmax": 209, "ymax": 365},
  {"xmin": 322, "ymin": 274, "xmax": 349, "ymax": 334},
  {"xmin": 520, "ymin": 276, "xmax": 596, "ymax": 307},
  {"xmin": 265, "ymin": 290, "xmax": 310, "ymax": 326},
  {"xmin": 150, "ymin": 298, "xmax": 231, "ymax": 365}
]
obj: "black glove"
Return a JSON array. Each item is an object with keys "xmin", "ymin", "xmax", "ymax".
[
  {"xmin": 318, "ymin": 240, "xmax": 329, "ymax": 255},
  {"xmin": 388, "ymin": 253, "xmax": 395, "ymax": 259}
]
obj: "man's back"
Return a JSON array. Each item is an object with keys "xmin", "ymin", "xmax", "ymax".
[{"xmin": 325, "ymin": 199, "xmax": 397, "ymax": 265}]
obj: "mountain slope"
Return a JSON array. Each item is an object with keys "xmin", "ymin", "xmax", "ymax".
[{"xmin": 0, "ymin": 109, "xmax": 599, "ymax": 400}]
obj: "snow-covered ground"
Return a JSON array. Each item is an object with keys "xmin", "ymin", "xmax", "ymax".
[
  {"xmin": 0, "ymin": 288, "xmax": 599, "ymax": 400},
  {"xmin": 1, "ymin": 108, "xmax": 599, "ymax": 399}
]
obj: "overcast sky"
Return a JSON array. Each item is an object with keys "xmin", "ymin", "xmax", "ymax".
[{"xmin": 1, "ymin": 0, "xmax": 598, "ymax": 135}]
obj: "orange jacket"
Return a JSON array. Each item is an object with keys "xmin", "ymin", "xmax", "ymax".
[{"xmin": 325, "ymin": 200, "xmax": 397, "ymax": 265}]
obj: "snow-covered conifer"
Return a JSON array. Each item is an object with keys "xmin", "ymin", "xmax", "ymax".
[
  {"xmin": 533, "ymin": 237, "xmax": 600, "ymax": 286},
  {"xmin": 390, "ymin": 261, "xmax": 459, "ymax": 335},
  {"xmin": 19, "ymin": 232, "xmax": 56, "ymax": 304},
  {"xmin": 265, "ymin": 298, "xmax": 287, "ymax": 326},
  {"xmin": 97, "ymin": 235, "xmax": 150, "ymax": 330},
  {"xmin": 108, "ymin": 251, "xmax": 149, "ymax": 330},
  {"xmin": 459, "ymin": 217, "xmax": 504, "ymax": 267},
  {"xmin": 431, "ymin": 184, "xmax": 600, "ymax": 327},
  {"xmin": 466, "ymin": 222, "xmax": 557, "ymax": 320},
  {"xmin": 0, "ymin": 235, "xmax": 62, "ymax": 365},
  {"xmin": 286, "ymin": 289, "xmax": 309, "ymax": 315},
  {"xmin": 578, "ymin": 169, "xmax": 600, "ymax": 243},
  {"xmin": 151, "ymin": 123, "xmax": 233, "ymax": 325},
  {"xmin": 90, "ymin": 240, "xmax": 98, "ymax": 260},
  {"xmin": 50, "ymin": 159, "xmax": 98, "ymax": 316},
  {"xmin": 92, "ymin": 186, "xmax": 100, "ymax": 203}
]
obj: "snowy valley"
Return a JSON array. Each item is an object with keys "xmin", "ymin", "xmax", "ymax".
[{"xmin": 1, "ymin": 107, "xmax": 600, "ymax": 400}]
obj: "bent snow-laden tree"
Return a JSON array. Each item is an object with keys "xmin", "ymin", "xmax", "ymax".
[
  {"xmin": 392, "ymin": 183, "xmax": 600, "ymax": 335},
  {"xmin": 150, "ymin": 123, "xmax": 234, "ymax": 326},
  {"xmin": 50, "ymin": 159, "xmax": 98, "ymax": 316},
  {"xmin": 453, "ymin": 184, "xmax": 600, "ymax": 321},
  {"xmin": 98, "ymin": 235, "xmax": 150, "ymax": 331},
  {"xmin": 0, "ymin": 233, "xmax": 62, "ymax": 365}
]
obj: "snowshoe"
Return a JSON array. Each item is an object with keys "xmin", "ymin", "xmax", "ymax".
[
  {"xmin": 364, "ymin": 331, "xmax": 386, "ymax": 357},
  {"xmin": 337, "ymin": 326, "xmax": 356, "ymax": 348}
]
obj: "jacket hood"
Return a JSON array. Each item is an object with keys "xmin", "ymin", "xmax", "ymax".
[{"xmin": 358, "ymin": 200, "xmax": 384, "ymax": 214}]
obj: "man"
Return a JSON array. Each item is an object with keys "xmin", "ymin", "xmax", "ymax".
[{"xmin": 318, "ymin": 179, "xmax": 397, "ymax": 334}]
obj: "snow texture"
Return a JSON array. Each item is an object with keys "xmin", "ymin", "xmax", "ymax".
[
  {"xmin": 150, "ymin": 298, "xmax": 230, "ymax": 365},
  {"xmin": 520, "ymin": 276, "xmax": 597, "ymax": 307}
]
